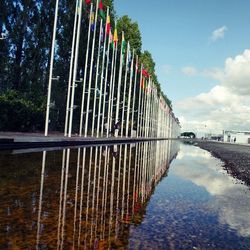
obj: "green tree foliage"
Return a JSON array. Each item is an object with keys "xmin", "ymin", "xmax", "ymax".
[
  {"xmin": 181, "ymin": 132, "xmax": 196, "ymax": 138},
  {"xmin": 140, "ymin": 51, "xmax": 172, "ymax": 108},
  {"xmin": 117, "ymin": 15, "xmax": 142, "ymax": 54},
  {"xmin": 0, "ymin": 90, "xmax": 45, "ymax": 131}
]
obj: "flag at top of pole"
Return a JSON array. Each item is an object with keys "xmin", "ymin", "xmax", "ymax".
[
  {"xmin": 98, "ymin": 0, "xmax": 106, "ymax": 21},
  {"xmin": 106, "ymin": 14, "xmax": 111, "ymax": 33},
  {"xmin": 142, "ymin": 68, "xmax": 150, "ymax": 78},
  {"xmin": 122, "ymin": 32, "xmax": 126, "ymax": 55},
  {"xmin": 113, "ymin": 27, "xmax": 118, "ymax": 47}
]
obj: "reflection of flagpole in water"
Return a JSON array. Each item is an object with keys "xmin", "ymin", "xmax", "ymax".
[
  {"xmin": 94, "ymin": 146, "xmax": 103, "ymax": 241},
  {"xmin": 115, "ymin": 144, "xmax": 123, "ymax": 238},
  {"xmin": 101, "ymin": 146, "xmax": 110, "ymax": 239},
  {"xmin": 132, "ymin": 143, "xmax": 138, "ymax": 216},
  {"xmin": 126, "ymin": 144, "xmax": 133, "ymax": 221},
  {"xmin": 72, "ymin": 148, "xmax": 82, "ymax": 247},
  {"xmin": 77, "ymin": 147, "xmax": 87, "ymax": 248},
  {"xmin": 108, "ymin": 145, "xmax": 117, "ymax": 245},
  {"xmin": 90, "ymin": 147, "xmax": 99, "ymax": 245},
  {"xmin": 60, "ymin": 148, "xmax": 71, "ymax": 250},
  {"xmin": 84, "ymin": 147, "xmax": 93, "ymax": 248},
  {"xmin": 121, "ymin": 144, "xmax": 127, "ymax": 219},
  {"xmin": 36, "ymin": 151, "xmax": 46, "ymax": 249},
  {"xmin": 57, "ymin": 150, "xmax": 66, "ymax": 250}
]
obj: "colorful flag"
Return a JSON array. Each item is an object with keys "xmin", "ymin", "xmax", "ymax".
[
  {"xmin": 85, "ymin": 0, "xmax": 91, "ymax": 4},
  {"xmin": 98, "ymin": 0, "xmax": 106, "ymax": 21},
  {"xmin": 109, "ymin": 31, "xmax": 114, "ymax": 49},
  {"xmin": 142, "ymin": 69, "xmax": 150, "ymax": 78},
  {"xmin": 140, "ymin": 77, "xmax": 145, "ymax": 89},
  {"xmin": 109, "ymin": 31, "xmax": 113, "ymax": 44},
  {"xmin": 122, "ymin": 32, "xmax": 126, "ymax": 55},
  {"xmin": 90, "ymin": 12, "xmax": 95, "ymax": 31},
  {"xmin": 113, "ymin": 28, "xmax": 118, "ymax": 47},
  {"xmin": 106, "ymin": 15, "xmax": 111, "ymax": 34}
]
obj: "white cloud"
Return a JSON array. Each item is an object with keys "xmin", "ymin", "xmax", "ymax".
[
  {"xmin": 210, "ymin": 26, "xmax": 228, "ymax": 42},
  {"xmin": 181, "ymin": 66, "xmax": 197, "ymax": 76},
  {"xmin": 175, "ymin": 49, "xmax": 250, "ymax": 134}
]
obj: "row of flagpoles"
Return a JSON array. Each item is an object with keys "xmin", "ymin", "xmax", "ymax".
[{"xmin": 44, "ymin": 0, "xmax": 181, "ymax": 138}]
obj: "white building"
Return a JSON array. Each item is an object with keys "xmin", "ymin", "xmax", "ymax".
[{"xmin": 223, "ymin": 130, "xmax": 250, "ymax": 144}]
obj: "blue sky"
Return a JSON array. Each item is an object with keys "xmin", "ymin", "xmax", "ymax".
[{"xmin": 115, "ymin": 0, "xmax": 250, "ymax": 133}]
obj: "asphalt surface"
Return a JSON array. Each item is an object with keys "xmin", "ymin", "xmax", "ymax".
[{"xmin": 195, "ymin": 141, "xmax": 250, "ymax": 186}]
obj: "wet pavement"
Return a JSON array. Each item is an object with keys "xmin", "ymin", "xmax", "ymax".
[{"xmin": 0, "ymin": 141, "xmax": 250, "ymax": 249}]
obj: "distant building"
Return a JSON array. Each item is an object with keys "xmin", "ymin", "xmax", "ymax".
[{"xmin": 223, "ymin": 130, "xmax": 250, "ymax": 144}]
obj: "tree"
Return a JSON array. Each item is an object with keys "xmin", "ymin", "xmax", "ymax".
[{"xmin": 117, "ymin": 15, "xmax": 142, "ymax": 54}]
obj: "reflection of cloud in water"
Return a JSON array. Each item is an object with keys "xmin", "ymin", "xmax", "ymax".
[
  {"xmin": 172, "ymin": 144, "xmax": 250, "ymax": 237},
  {"xmin": 176, "ymin": 146, "xmax": 212, "ymax": 160}
]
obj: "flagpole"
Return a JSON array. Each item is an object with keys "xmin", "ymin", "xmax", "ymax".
[
  {"xmin": 79, "ymin": 3, "xmax": 93, "ymax": 137},
  {"xmin": 107, "ymin": 27, "xmax": 118, "ymax": 137},
  {"xmin": 96, "ymin": 7, "xmax": 109, "ymax": 138},
  {"xmin": 120, "ymin": 41, "xmax": 130, "ymax": 137},
  {"xmin": 139, "ymin": 78, "xmax": 146, "ymax": 137},
  {"xmin": 101, "ymin": 31, "xmax": 112, "ymax": 137},
  {"xmin": 44, "ymin": 0, "xmax": 60, "ymax": 136},
  {"xmin": 64, "ymin": 0, "xmax": 81, "ymax": 136},
  {"xmin": 136, "ymin": 65, "xmax": 143, "ymax": 138},
  {"xmin": 141, "ymin": 78, "xmax": 148, "ymax": 137},
  {"xmin": 114, "ymin": 31, "xmax": 125, "ymax": 137},
  {"xmin": 84, "ymin": 0, "xmax": 99, "ymax": 137},
  {"xmin": 130, "ymin": 55, "xmax": 138, "ymax": 138},
  {"xmin": 91, "ymin": 18, "xmax": 103, "ymax": 137},
  {"xmin": 125, "ymin": 49, "xmax": 134, "ymax": 137},
  {"xmin": 68, "ymin": 0, "xmax": 83, "ymax": 137},
  {"xmin": 106, "ymin": 40, "xmax": 116, "ymax": 137}
]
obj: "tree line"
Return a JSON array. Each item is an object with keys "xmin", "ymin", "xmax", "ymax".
[{"xmin": 0, "ymin": 0, "xmax": 172, "ymax": 132}]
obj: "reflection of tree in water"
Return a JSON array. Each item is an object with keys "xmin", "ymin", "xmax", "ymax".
[{"xmin": 0, "ymin": 140, "xmax": 179, "ymax": 249}]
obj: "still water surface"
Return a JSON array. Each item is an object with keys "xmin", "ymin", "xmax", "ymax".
[{"xmin": 0, "ymin": 141, "xmax": 250, "ymax": 249}]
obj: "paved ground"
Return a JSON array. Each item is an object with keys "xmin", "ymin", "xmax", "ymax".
[
  {"xmin": 195, "ymin": 140, "xmax": 250, "ymax": 186},
  {"xmin": 0, "ymin": 132, "xmax": 171, "ymax": 150}
]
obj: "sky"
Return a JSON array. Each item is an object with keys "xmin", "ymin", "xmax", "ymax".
[{"xmin": 114, "ymin": 0, "xmax": 250, "ymax": 135}]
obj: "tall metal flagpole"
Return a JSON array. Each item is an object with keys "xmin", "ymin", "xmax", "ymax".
[
  {"xmin": 130, "ymin": 55, "xmax": 138, "ymax": 138},
  {"xmin": 114, "ymin": 31, "xmax": 125, "ymax": 137},
  {"xmin": 79, "ymin": 3, "xmax": 94, "ymax": 136},
  {"xmin": 106, "ymin": 37, "xmax": 116, "ymax": 137},
  {"xmin": 125, "ymin": 49, "xmax": 135, "ymax": 137},
  {"xmin": 136, "ymin": 65, "xmax": 143, "ymax": 137},
  {"xmin": 68, "ymin": 0, "xmax": 84, "ymax": 137},
  {"xmin": 91, "ymin": 19, "xmax": 103, "ymax": 137},
  {"xmin": 107, "ymin": 27, "xmax": 118, "ymax": 137},
  {"xmin": 44, "ymin": 0, "xmax": 60, "ymax": 136},
  {"xmin": 101, "ymin": 30, "xmax": 112, "ymax": 137},
  {"xmin": 84, "ymin": 0, "xmax": 99, "ymax": 137},
  {"xmin": 120, "ymin": 41, "xmax": 130, "ymax": 137},
  {"xmin": 96, "ymin": 8, "xmax": 109, "ymax": 137},
  {"xmin": 64, "ymin": 0, "xmax": 80, "ymax": 136}
]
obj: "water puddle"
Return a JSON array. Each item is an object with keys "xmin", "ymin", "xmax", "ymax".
[
  {"xmin": 0, "ymin": 142, "xmax": 250, "ymax": 249},
  {"xmin": 127, "ymin": 144, "xmax": 250, "ymax": 249}
]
